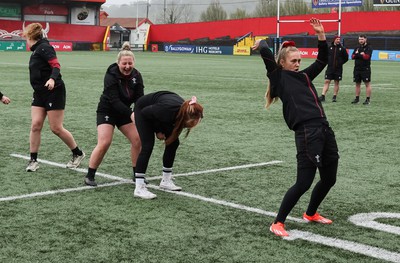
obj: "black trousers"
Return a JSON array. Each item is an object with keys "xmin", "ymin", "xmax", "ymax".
[
  {"xmin": 275, "ymin": 122, "xmax": 339, "ymax": 223},
  {"xmin": 134, "ymin": 104, "xmax": 179, "ymax": 175}
]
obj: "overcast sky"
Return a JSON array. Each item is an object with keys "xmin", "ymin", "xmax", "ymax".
[{"xmin": 103, "ymin": 0, "xmax": 136, "ymax": 7}]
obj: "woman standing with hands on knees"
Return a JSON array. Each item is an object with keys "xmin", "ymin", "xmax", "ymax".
[
  {"xmin": 252, "ymin": 18, "xmax": 339, "ymax": 237},
  {"xmin": 23, "ymin": 23, "xmax": 85, "ymax": 172},
  {"xmin": 84, "ymin": 42, "xmax": 143, "ymax": 187},
  {"xmin": 133, "ymin": 91, "xmax": 203, "ymax": 199}
]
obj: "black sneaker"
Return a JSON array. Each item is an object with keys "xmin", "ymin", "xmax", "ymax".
[
  {"xmin": 351, "ymin": 98, "xmax": 359, "ymax": 104},
  {"xmin": 84, "ymin": 176, "xmax": 97, "ymax": 187},
  {"xmin": 363, "ymin": 99, "xmax": 370, "ymax": 105},
  {"xmin": 332, "ymin": 96, "xmax": 337, "ymax": 102},
  {"xmin": 319, "ymin": 95, "xmax": 325, "ymax": 102}
]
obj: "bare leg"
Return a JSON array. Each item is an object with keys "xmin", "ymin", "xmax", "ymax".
[
  {"xmin": 88, "ymin": 124, "xmax": 114, "ymax": 169},
  {"xmin": 119, "ymin": 122, "xmax": 141, "ymax": 167},
  {"xmin": 333, "ymin": 80, "xmax": 340, "ymax": 96},
  {"xmin": 30, "ymin": 106, "xmax": 47, "ymax": 153},
  {"xmin": 365, "ymin": 81, "xmax": 372, "ymax": 98},
  {"xmin": 321, "ymin": 79, "xmax": 331, "ymax": 96},
  {"xmin": 47, "ymin": 110, "xmax": 78, "ymax": 150},
  {"xmin": 355, "ymin": 82, "xmax": 361, "ymax": 97}
]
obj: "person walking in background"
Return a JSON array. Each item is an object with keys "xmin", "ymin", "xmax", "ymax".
[
  {"xmin": 252, "ymin": 18, "xmax": 339, "ymax": 237},
  {"xmin": 133, "ymin": 91, "xmax": 203, "ymax": 199},
  {"xmin": 319, "ymin": 35, "xmax": 348, "ymax": 103},
  {"xmin": 23, "ymin": 23, "xmax": 85, "ymax": 172},
  {"xmin": 84, "ymin": 42, "xmax": 143, "ymax": 187},
  {"xmin": 351, "ymin": 35, "xmax": 373, "ymax": 105},
  {"xmin": 0, "ymin": 91, "xmax": 11, "ymax": 105}
]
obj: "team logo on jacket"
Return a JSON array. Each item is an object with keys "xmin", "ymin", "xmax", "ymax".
[
  {"xmin": 132, "ymin": 78, "xmax": 136, "ymax": 84},
  {"xmin": 49, "ymin": 103, "xmax": 52, "ymax": 107},
  {"xmin": 315, "ymin": 154, "xmax": 321, "ymax": 163},
  {"xmin": 105, "ymin": 116, "xmax": 109, "ymax": 122}
]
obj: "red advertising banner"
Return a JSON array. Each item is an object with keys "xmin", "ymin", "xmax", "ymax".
[
  {"xmin": 51, "ymin": 42, "xmax": 73, "ymax": 51},
  {"xmin": 23, "ymin": 4, "xmax": 68, "ymax": 16},
  {"xmin": 298, "ymin": 48, "xmax": 319, "ymax": 58}
]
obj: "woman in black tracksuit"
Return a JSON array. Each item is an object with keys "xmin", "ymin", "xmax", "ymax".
[
  {"xmin": 252, "ymin": 18, "xmax": 339, "ymax": 237},
  {"xmin": 133, "ymin": 91, "xmax": 203, "ymax": 199},
  {"xmin": 23, "ymin": 23, "xmax": 84, "ymax": 172},
  {"xmin": 84, "ymin": 42, "xmax": 143, "ymax": 187}
]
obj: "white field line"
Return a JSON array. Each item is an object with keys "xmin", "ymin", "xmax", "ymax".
[
  {"xmin": 148, "ymin": 160, "xmax": 283, "ymax": 180},
  {"xmin": 285, "ymin": 230, "xmax": 400, "ymax": 263},
  {"xmin": 0, "ymin": 181, "xmax": 127, "ymax": 202},
  {"xmin": 6, "ymin": 154, "xmax": 400, "ymax": 261},
  {"xmin": 349, "ymin": 212, "xmax": 400, "ymax": 235}
]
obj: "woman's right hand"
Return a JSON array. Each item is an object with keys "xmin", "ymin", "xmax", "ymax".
[{"xmin": 251, "ymin": 39, "xmax": 263, "ymax": 50}]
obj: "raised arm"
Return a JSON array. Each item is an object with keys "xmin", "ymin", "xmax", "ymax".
[
  {"xmin": 310, "ymin": 17, "xmax": 326, "ymax": 41},
  {"xmin": 252, "ymin": 39, "xmax": 278, "ymax": 73}
]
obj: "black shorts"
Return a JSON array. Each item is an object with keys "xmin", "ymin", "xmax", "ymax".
[
  {"xmin": 295, "ymin": 123, "xmax": 339, "ymax": 168},
  {"xmin": 96, "ymin": 111, "xmax": 132, "ymax": 128},
  {"xmin": 325, "ymin": 71, "xmax": 343, "ymax": 81},
  {"xmin": 353, "ymin": 69, "xmax": 371, "ymax": 83},
  {"xmin": 31, "ymin": 83, "xmax": 66, "ymax": 111}
]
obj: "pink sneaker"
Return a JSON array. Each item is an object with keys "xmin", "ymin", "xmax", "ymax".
[
  {"xmin": 303, "ymin": 212, "xmax": 332, "ymax": 224},
  {"xmin": 269, "ymin": 222, "xmax": 289, "ymax": 237}
]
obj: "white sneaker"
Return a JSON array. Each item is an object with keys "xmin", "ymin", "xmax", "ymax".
[
  {"xmin": 159, "ymin": 177, "xmax": 182, "ymax": 191},
  {"xmin": 26, "ymin": 160, "xmax": 39, "ymax": 172},
  {"xmin": 66, "ymin": 152, "xmax": 85, "ymax": 168},
  {"xmin": 134, "ymin": 184, "xmax": 157, "ymax": 199}
]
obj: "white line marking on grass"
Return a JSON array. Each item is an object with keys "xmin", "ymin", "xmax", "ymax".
[
  {"xmin": 349, "ymin": 212, "xmax": 400, "ymax": 235},
  {"xmin": 285, "ymin": 230, "xmax": 400, "ymax": 263},
  {"xmin": 10, "ymin": 154, "xmax": 123, "ymax": 181},
  {"xmin": 146, "ymin": 184, "xmax": 303, "ymax": 223},
  {"xmin": 147, "ymin": 161, "xmax": 283, "ymax": 180},
  {"xmin": 0, "ymin": 181, "xmax": 128, "ymax": 202},
  {"xmin": 6, "ymin": 153, "xmax": 400, "ymax": 261}
]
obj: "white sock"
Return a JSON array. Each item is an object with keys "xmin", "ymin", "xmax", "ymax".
[
  {"xmin": 162, "ymin": 167, "xmax": 172, "ymax": 179},
  {"xmin": 135, "ymin": 173, "xmax": 146, "ymax": 185}
]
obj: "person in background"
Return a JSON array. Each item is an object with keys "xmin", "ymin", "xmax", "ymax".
[
  {"xmin": 84, "ymin": 42, "xmax": 143, "ymax": 187},
  {"xmin": 0, "ymin": 92, "xmax": 11, "ymax": 105},
  {"xmin": 351, "ymin": 35, "xmax": 373, "ymax": 105},
  {"xmin": 252, "ymin": 18, "xmax": 339, "ymax": 237},
  {"xmin": 133, "ymin": 91, "xmax": 203, "ymax": 199},
  {"xmin": 319, "ymin": 35, "xmax": 348, "ymax": 103},
  {"xmin": 23, "ymin": 23, "xmax": 84, "ymax": 172}
]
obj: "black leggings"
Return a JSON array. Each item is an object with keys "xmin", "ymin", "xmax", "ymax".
[
  {"xmin": 275, "ymin": 123, "xmax": 339, "ymax": 223},
  {"xmin": 135, "ymin": 107, "xmax": 179, "ymax": 174},
  {"xmin": 275, "ymin": 160, "xmax": 338, "ymax": 223}
]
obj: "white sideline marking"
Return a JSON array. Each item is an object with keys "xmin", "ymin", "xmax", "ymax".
[
  {"xmin": 0, "ymin": 181, "xmax": 128, "ymax": 202},
  {"xmin": 349, "ymin": 212, "xmax": 400, "ymax": 235},
  {"xmin": 10, "ymin": 154, "xmax": 124, "ymax": 181},
  {"xmin": 147, "ymin": 160, "xmax": 283, "ymax": 180},
  {"xmin": 7, "ymin": 154, "xmax": 400, "ymax": 262},
  {"xmin": 285, "ymin": 230, "xmax": 400, "ymax": 263}
]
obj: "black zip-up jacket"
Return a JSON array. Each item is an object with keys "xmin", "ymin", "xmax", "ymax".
[
  {"xmin": 326, "ymin": 42, "xmax": 348, "ymax": 73},
  {"xmin": 135, "ymin": 91, "xmax": 184, "ymax": 137},
  {"xmin": 97, "ymin": 63, "xmax": 144, "ymax": 118},
  {"xmin": 352, "ymin": 43, "xmax": 372, "ymax": 71},
  {"xmin": 29, "ymin": 38, "xmax": 63, "ymax": 92},
  {"xmin": 259, "ymin": 40, "xmax": 329, "ymax": 130}
]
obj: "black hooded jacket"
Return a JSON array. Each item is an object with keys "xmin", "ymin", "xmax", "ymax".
[
  {"xmin": 259, "ymin": 40, "xmax": 329, "ymax": 130},
  {"xmin": 326, "ymin": 41, "xmax": 348, "ymax": 73},
  {"xmin": 29, "ymin": 38, "xmax": 63, "ymax": 92},
  {"xmin": 97, "ymin": 63, "xmax": 144, "ymax": 118}
]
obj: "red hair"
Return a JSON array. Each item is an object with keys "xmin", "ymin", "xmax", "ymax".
[{"xmin": 165, "ymin": 99, "xmax": 203, "ymax": 145}]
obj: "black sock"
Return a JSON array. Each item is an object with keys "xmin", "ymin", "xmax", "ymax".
[
  {"xmin": 72, "ymin": 147, "xmax": 83, "ymax": 156},
  {"xmin": 366, "ymin": 97, "xmax": 370, "ymax": 101},
  {"xmin": 86, "ymin": 167, "xmax": 96, "ymax": 179},
  {"xmin": 355, "ymin": 96, "xmax": 359, "ymax": 100},
  {"xmin": 30, "ymin": 152, "xmax": 38, "ymax": 161}
]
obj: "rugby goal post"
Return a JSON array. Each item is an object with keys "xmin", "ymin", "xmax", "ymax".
[{"xmin": 274, "ymin": 0, "xmax": 343, "ymax": 56}]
